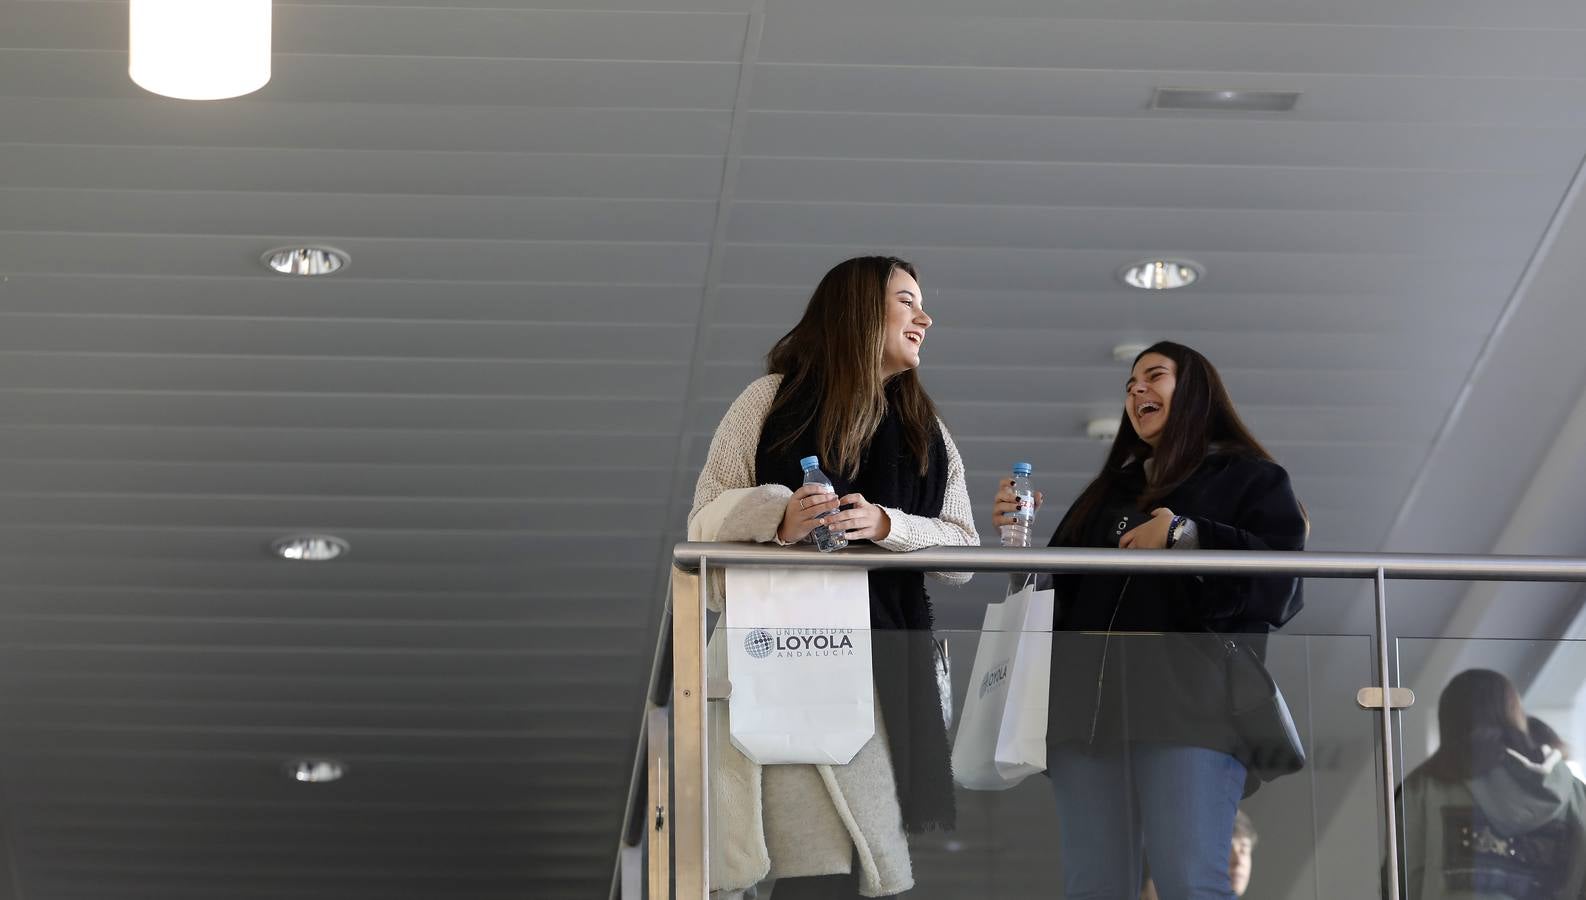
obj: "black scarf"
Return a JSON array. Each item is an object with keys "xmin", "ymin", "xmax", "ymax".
[{"xmin": 754, "ymin": 378, "xmax": 956, "ymax": 833}]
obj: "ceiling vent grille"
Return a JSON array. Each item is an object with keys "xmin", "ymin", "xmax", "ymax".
[{"xmin": 1151, "ymin": 88, "xmax": 1300, "ymax": 112}]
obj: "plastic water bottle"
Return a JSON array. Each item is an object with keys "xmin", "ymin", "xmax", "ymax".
[
  {"xmin": 999, "ymin": 462, "xmax": 1036, "ymax": 548},
  {"xmin": 799, "ymin": 455, "xmax": 848, "ymax": 552}
]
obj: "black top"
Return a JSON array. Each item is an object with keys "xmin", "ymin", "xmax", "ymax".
[{"xmin": 1044, "ymin": 451, "xmax": 1308, "ymax": 762}]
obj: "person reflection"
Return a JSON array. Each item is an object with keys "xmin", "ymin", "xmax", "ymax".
[
  {"xmin": 1397, "ymin": 669, "xmax": 1586, "ymax": 899},
  {"xmin": 1141, "ymin": 809, "xmax": 1259, "ymax": 899}
]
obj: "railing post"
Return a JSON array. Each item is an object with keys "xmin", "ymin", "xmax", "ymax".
[
  {"xmin": 647, "ymin": 707, "xmax": 672, "ymax": 900},
  {"xmin": 670, "ymin": 563, "xmax": 709, "ymax": 899},
  {"xmin": 1374, "ymin": 568, "xmax": 1402, "ymax": 900}
]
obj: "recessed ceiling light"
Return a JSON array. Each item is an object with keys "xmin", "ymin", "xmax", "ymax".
[
  {"xmin": 289, "ymin": 759, "xmax": 346, "ymax": 784},
  {"xmin": 1112, "ymin": 342, "xmax": 1151, "ymax": 363},
  {"xmin": 1151, "ymin": 88, "xmax": 1300, "ymax": 112},
  {"xmin": 1119, "ymin": 259, "xmax": 1202, "ymax": 291},
  {"xmin": 263, "ymin": 246, "xmax": 349, "ymax": 277},
  {"xmin": 129, "ymin": 0, "xmax": 272, "ymax": 101},
  {"xmin": 1087, "ymin": 417, "xmax": 1121, "ymax": 442},
  {"xmin": 271, "ymin": 534, "xmax": 350, "ymax": 562}
]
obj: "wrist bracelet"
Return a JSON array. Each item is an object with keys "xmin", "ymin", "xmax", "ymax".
[{"xmin": 1166, "ymin": 515, "xmax": 1185, "ymax": 549}]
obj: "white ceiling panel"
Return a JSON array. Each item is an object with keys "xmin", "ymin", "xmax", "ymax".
[
  {"xmin": 0, "ymin": 191, "xmax": 721, "ymax": 242},
  {"xmin": 765, "ymin": 0, "xmax": 1586, "ymax": 29},
  {"xmin": 0, "ymin": 725, "xmax": 634, "ymax": 763},
  {"xmin": 0, "ymin": 277, "xmax": 709, "ymax": 323},
  {"xmin": 744, "ymin": 111, "xmax": 1586, "ymax": 170},
  {"xmin": 231, "ymin": 0, "xmax": 759, "ymax": 10},
  {"xmin": 1, "ymin": 52, "xmax": 745, "ymax": 109},
  {"xmin": 725, "ymin": 201, "xmax": 1544, "ymax": 257},
  {"xmin": 0, "ymin": 233, "xmax": 711, "ymax": 281},
  {"xmin": 2, "ymin": 0, "xmax": 1584, "ymax": 896},
  {"xmin": 0, "ymin": 494, "xmax": 672, "ymax": 534},
  {"xmin": 758, "ymin": 14, "xmax": 1586, "ymax": 79},
  {"xmin": 752, "ymin": 66, "xmax": 1586, "ymax": 126},
  {"xmin": 0, "ymin": 355, "xmax": 692, "ymax": 397},
  {"xmin": 0, "ymin": 392, "xmax": 688, "ymax": 431},
  {"xmin": 0, "ymin": 588, "xmax": 651, "ymax": 625},
  {"xmin": 0, "ymin": 144, "xmax": 729, "ymax": 199},
  {"xmin": 0, "ymin": 754, "xmax": 630, "ymax": 794},
  {"xmin": 0, "ymin": 460, "xmax": 672, "ymax": 499},
  {"xmin": 0, "ymin": 97, "xmax": 735, "ymax": 153},
  {"xmin": 0, "ymin": 425, "xmax": 684, "ymax": 465},
  {"xmin": 0, "ymin": 617, "xmax": 651, "ymax": 656},
  {"xmin": 0, "ymin": 556, "xmax": 659, "ymax": 596},
  {"xmin": 0, "ymin": 627, "xmax": 646, "ymax": 676},
  {"xmin": 733, "ymin": 157, "xmax": 1567, "ymax": 214},
  {"xmin": 0, "ymin": 315, "xmax": 700, "ymax": 360},
  {"xmin": 4, "ymin": 3, "xmax": 751, "ymax": 60}
]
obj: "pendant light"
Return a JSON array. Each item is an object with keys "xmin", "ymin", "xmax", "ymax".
[{"xmin": 129, "ymin": 0, "xmax": 272, "ymax": 100}]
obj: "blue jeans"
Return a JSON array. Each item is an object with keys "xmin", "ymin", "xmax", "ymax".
[{"xmin": 1047, "ymin": 743, "xmax": 1246, "ymax": 900}]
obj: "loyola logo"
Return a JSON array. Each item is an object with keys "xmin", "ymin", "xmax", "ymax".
[
  {"xmin": 742, "ymin": 627, "xmax": 858, "ymax": 659},
  {"xmin": 979, "ymin": 661, "xmax": 1010, "ymax": 698},
  {"xmin": 744, "ymin": 629, "xmax": 775, "ymax": 659}
]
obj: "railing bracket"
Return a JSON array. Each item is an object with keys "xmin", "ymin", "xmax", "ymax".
[
  {"xmin": 1357, "ymin": 687, "xmax": 1415, "ymax": 710},
  {"xmin": 707, "ymin": 678, "xmax": 731, "ymax": 701}
]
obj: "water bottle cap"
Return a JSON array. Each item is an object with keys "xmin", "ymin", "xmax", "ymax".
[
  {"xmin": 799, "ymin": 455, "xmax": 820, "ymax": 470},
  {"xmin": 1012, "ymin": 462, "xmax": 1033, "ymax": 476}
]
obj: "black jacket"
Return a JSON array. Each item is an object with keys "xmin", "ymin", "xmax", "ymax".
[{"xmin": 1044, "ymin": 451, "xmax": 1308, "ymax": 762}]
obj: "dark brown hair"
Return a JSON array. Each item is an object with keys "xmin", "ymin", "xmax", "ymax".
[
  {"xmin": 765, "ymin": 256, "xmax": 939, "ymax": 478},
  {"xmin": 1424, "ymin": 669, "xmax": 1539, "ymax": 783},
  {"xmin": 1059, "ymin": 341, "xmax": 1272, "ymax": 543},
  {"xmin": 1529, "ymin": 716, "xmax": 1570, "ymax": 759}
]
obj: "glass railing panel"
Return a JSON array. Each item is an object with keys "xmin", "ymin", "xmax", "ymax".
[
  {"xmin": 701, "ymin": 621, "xmax": 1383, "ymax": 899},
  {"xmin": 1394, "ymin": 637, "xmax": 1586, "ymax": 900}
]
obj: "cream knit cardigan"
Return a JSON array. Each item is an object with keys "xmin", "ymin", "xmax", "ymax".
[{"xmin": 688, "ymin": 375, "xmax": 978, "ymax": 898}]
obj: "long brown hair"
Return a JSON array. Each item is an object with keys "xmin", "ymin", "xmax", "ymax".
[
  {"xmin": 1424, "ymin": 669, "xmax": 1539, "ymax": 782},
  {"xmin": 765, "ymin": 256, "xmax": 939, "ymax": 478},
  {"xmin": 1058, "ymin": 341, "xmax": 1273, "ymax": 543}
]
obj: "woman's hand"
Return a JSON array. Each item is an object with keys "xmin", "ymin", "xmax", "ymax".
[
  {"xmin": 990, "ymin": 477, "xmax": 1044, "ymax": 527},
  {"xmin": 1120, "ymin": 507, "xmax": 1175, "ymax": 549},
  {"xmin": 828, "ymin": 493, "xmax": 891, "ymax": 542},
  {"xmin": 777, "ymin": 483, "xmax": 843, "ymax": 545}
]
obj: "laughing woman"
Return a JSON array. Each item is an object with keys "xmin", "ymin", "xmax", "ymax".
[
  {"xmin": 992, "ymin": 341, "xmax": 1307, "ymax": 900},
  {"xmin": 689, "ymin": 256, "xmax": 977, "ymax": 898}
]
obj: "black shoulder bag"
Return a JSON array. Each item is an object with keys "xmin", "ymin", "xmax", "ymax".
[{"xmin": 1214, "ymin": 630, "xmax": 1306, "ymax": 783}]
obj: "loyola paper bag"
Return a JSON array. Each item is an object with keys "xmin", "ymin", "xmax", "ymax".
[
  {"xmin": 725, "ymin": 566, "xmax": 874, "ymax": 765},
  {"xmin": 951, "ymin": 579, "xmax": 1054, "ymax": 790}
]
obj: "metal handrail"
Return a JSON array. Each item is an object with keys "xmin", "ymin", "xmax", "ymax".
[
  {"xmin": 610, "ymin": 582, "xmax": 679, "ymax": 900},
  {"xmin": 650, "ymin": 542, "xmax": 1586, "ymax": 900},
  {"xmin": 674, "ymin": 541, "xmax": 1586, "ymax": 581}
]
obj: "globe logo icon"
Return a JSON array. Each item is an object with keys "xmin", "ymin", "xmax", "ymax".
[{"xmin": 744, "ymin": 629, "xmax": 775, "ymax": 659}]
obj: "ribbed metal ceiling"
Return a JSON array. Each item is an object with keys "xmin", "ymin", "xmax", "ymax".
[{"xmin": 1, "ymin": 0, "xmax": 1584, "ymax": 896}]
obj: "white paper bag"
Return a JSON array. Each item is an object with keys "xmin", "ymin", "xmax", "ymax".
[
  {"xmin": 950, "ymin": 578, "xmax": 1054, "ymax": 790},
  {"xmin": 724, "ymin": 566, "xmax": 875, "ymax": 765}
]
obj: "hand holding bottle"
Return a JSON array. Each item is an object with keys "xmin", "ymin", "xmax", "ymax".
[
  {"xmin": 991, "ymin": 483, "xmax": 1045, "ymax": 523},
  {"xmin": 992, "ymin": 463, "xmax": 1041, "ymax": 547},
  {"xmin": 777, "ymin": 483, "xmax": 842, "ymax": 546}
]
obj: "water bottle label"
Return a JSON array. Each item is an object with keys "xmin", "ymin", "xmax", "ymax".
[{"xmin": 1012, "ymin": 491, "xmax": 1034, "ymax": 521}]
